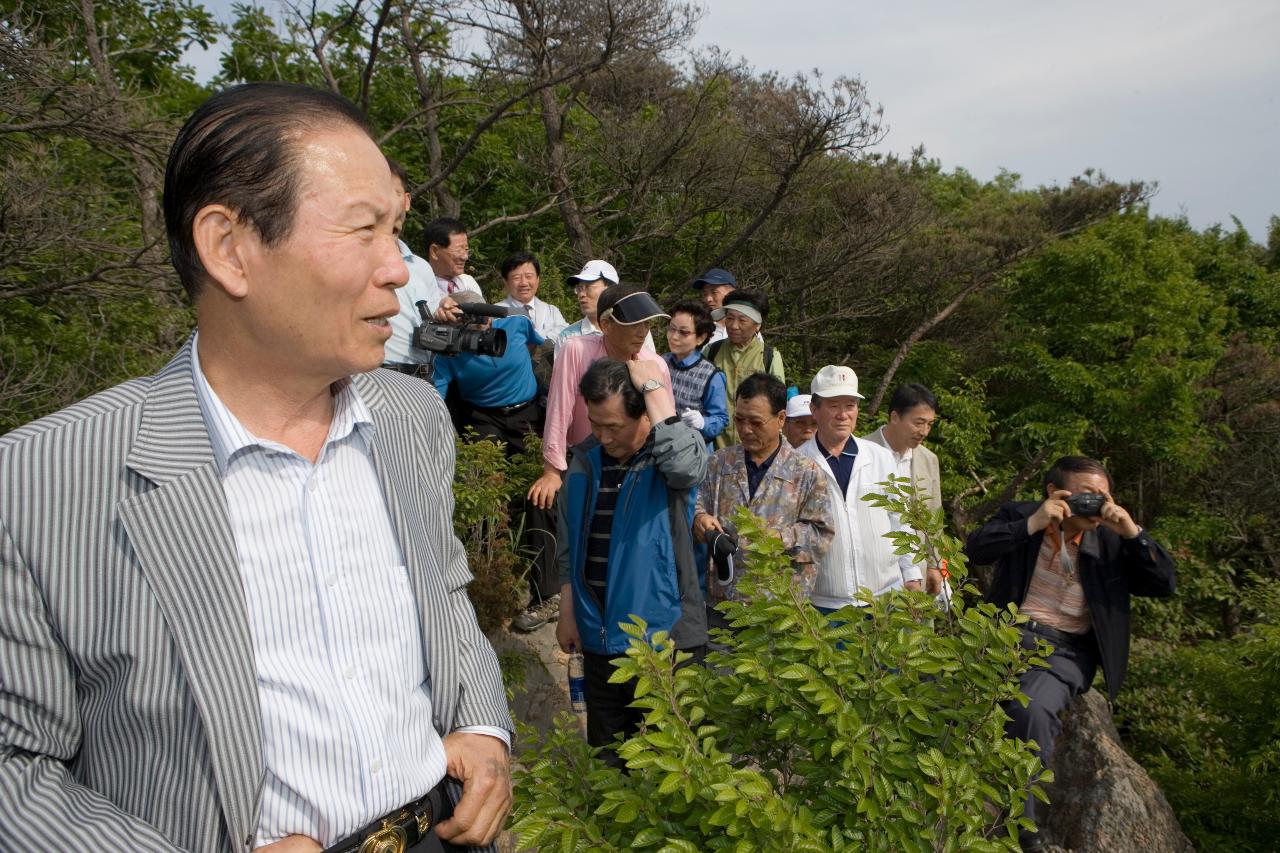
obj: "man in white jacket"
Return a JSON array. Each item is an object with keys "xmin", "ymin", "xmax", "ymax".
[{"xmin": 798, "ymin": 365, "xmax": 924, "ymax": 612}]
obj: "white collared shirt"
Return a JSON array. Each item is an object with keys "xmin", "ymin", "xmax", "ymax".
[
  {"xmin": 433, "ymin": 272, "xmax": 482, "ymax": 299},
  {"xmin": 497, "ymin": 294, "xmax": 568, "ymax": 338},
  {"xmin": 191, "ymin": 335, "xmax": 506, "ymax": 848},
  {"xmin": 878, "ymin": 425, "xmax": 914, "ymax": 481}
]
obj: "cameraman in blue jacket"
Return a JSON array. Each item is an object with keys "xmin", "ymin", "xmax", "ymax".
[{"xmin": 555, "ymin": 353, "xmax": 709, "ymax": 764}]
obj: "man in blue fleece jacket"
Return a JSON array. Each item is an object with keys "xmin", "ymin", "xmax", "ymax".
[{"xmin": 554, "ymin": 354, "xmax": 708, "ymax": 764}]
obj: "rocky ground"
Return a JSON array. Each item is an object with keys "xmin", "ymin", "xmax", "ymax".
[
  {"xmin": 487, "ymin": 619, "xmax": 572, "ymax": 853},
  {"xmin": 489, "ymin": 619, "xmax": 573, "ymax": 736}
]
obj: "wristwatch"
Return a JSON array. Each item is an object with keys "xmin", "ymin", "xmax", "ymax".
[{"xmin": 639, "ymin": 378, "xmax": 665, "ymax": 393}]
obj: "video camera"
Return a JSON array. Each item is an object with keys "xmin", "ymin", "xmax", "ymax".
[{"xmin": 413, "ymin": 300, "xmax": 508, "ymax": 357}]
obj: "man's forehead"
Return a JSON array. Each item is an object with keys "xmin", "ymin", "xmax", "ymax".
[
  {"xmin": 736, "ymin": 397, "xmax": 778, "ymax": 415},
  {"xmin": 1064, "ymin": 470, "xmax": 1108, "ymax": 490},
  {"xmin": 587, "ymin": 395, "xmax": 631, "ymax": 419},
  {"xmin": 292, "ymin": 127, "xmax": 394, "ymax": 201}
]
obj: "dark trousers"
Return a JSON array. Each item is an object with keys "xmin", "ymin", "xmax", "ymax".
[
  {"xmin": 1005, "ymin": 622, "xmax": 1100, "ymax": 835},
  {"xmin": 583, "ymin": 646, "xmax": 707, "ymax": 768},
  {"xmin": 458, "ymin": 399, "xmax": 559, "ymax": 602}
]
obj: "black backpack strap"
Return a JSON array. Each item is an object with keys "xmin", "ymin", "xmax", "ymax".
[{"xmin": 705, "ymin": 339, "xmax": 724, "ymax": 363}]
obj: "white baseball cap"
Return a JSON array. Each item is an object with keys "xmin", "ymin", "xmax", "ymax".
[
  {"xmin": 567, "ymin": 259, "xmax": 619, "ymax": 286},
  {"xmin": 811, "ymin": 365, "xmax": 864, "ymax": 399},
  {"xmin": 785, "ymin": 394, "xmax": 813, "ymax": 419}
]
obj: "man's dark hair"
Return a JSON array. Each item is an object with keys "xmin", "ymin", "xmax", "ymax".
[
  {"xmin": 164, "ymin": 82, "xmax": 371, "ymax": 299},
  {"xmin": 385, "ymin": 156, "xmax": 409, "ymax": 190},
  {"xmin": 579, "ymin": 358, "xmax": 646, "ymax": 420},
  {"xmin": 596, "ymin": 282, "xmax": 646, "ymax": 321},
  {"xmin": 667, "ymin": 300, "xmax": 715, "ymax": 344},
  {"xmin": 736, "ymin": 372, "xmax": 786, "ymax": 414},
  {"xmin": 1043, "ymin": 455, "xmax": 1114, "ymax": 494},
  {"xmin": 500, "ymin": 250, "xmax": 540, "ymax": 279},
  {"xmin": 723, "ymin": 289, "xmax": 770, "ymax": 322},
  {"xmin": 424, "ymin": 217, "xmax": 467, "ymax": 251},
  {"xmin": 889, "ymin": 383, "xmax": 939, "ymax": 416}
]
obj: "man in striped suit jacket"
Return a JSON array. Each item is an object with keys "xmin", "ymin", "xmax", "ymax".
[{"xmin": 0, "ymin": 84, "xmax": 512, "ymax": 852}]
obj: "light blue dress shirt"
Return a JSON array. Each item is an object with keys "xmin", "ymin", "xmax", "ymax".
[{"xmin": 384, "ymin": 240, "xmax": 441, "ymax": 365}]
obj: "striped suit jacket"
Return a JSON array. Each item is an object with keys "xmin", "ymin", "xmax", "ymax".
[{"xmin": 0, "ymin": 341, "xmax": 512, "ymax": 852}]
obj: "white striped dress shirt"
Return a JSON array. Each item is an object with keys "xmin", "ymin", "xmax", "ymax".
[
  {"xmin": 191, "ymin": 338, "xmax": 504, "ymax": 848},
  {"xmin": 496, "ymin": 294, "xmax": 568, "ymax": 338}
]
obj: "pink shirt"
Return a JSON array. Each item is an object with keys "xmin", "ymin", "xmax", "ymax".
[
  {"xmin": 542, "ymin": 335, "xmax": 674, "ymax": 471},
  {"xmin": 1022, "ymin": 527, "xmax": 1092, "ymax": 634}
]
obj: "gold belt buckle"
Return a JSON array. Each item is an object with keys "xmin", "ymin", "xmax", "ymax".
[
  {"xmin": 416, "ymin": 796, "xmax": 435, "ymax": 835},
  {"xmin": 359, "ymin": 815, "xmax": 408, "ymax": 853}
]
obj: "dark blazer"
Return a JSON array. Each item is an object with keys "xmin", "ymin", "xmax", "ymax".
[
  {"xmin": 0, "ymin": 340, "xmax": 511, "ymax": 851},
  {"xmin": 965, "ymin": 501, "xmax": 1176, "ymax": 699}
]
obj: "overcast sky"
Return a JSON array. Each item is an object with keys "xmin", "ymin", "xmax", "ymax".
[
  {"xmin": 185, "ymin": 0, "xmax": 1279, "ymax": 239},
  {"xmin": 691, "ymin": 0, "xmax": 1278, "ymax": 239}
]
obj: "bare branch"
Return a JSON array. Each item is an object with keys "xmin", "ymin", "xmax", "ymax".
[{"xmin": 469, "ymin": 195, "xmax": 560, "ymax": 236}]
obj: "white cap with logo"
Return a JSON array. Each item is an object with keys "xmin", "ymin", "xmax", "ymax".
[
  {"xmin": 785, "ymin": 394, "xmax": 813, "ymax": 419},
  {"xmin": 567, "ymin": 259, "xmax": 619, "ymax": 286},
  {"xmin": 810, "ymin": 365, "xmax": 864, "ymax": 399}
]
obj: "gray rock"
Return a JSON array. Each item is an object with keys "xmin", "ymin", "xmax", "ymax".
[
  {"xmin": 488, "ymin": 623, "xmax": 575, "ymax": 853},
  {"xmin": 487, "ymin": 621, "xmax": 573, "ymax": 737},
  {"xmin": 1041, "ymin": 690, "xmax": 1195, "ymax": 853}
]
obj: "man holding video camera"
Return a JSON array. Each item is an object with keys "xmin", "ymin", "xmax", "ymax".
[
  {"xmin": 965, "ymin": 455, "xmax": 1176, "ymax": 851},
  {"xmin": 426, "ymin": 292, "xmax": 562, "ymax": 631},
  {"xmin": 429, "ymin": 292, "xmax": 541, "ymax": 441}
]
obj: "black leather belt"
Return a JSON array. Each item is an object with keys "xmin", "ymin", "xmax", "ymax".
[
  {"xmin": 472, "ymin": 397, "xmax": 535, "ymax": 416},
  {"xmin": 322, "ymin": 780, "xmax": 452, "ymax": 853},
  {"xmin": 1025, "ymin": 619, "xmax": 1094, "ymax": 649},
  {"xmin": 384, "ymin": 363, "xmax": 431, "ymax": 379}
]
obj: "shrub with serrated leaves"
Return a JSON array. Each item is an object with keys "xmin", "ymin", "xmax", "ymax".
[
  {"xmin": 512, "ymin": 481, "xmax": 1047, "ymax": 852},
  {"xmin": 453, "ymin": 430, "xmax": 544, "ymax": 632}
]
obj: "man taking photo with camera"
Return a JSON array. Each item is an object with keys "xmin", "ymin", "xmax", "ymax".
[{"xmin": 965, "ymin": 455, "xmax": 1176, "ymax": 852}]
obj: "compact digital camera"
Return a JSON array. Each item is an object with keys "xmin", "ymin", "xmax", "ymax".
[{"xmin": 1064, "ymin": 492, "xmax": 1106, "ymax": 517}]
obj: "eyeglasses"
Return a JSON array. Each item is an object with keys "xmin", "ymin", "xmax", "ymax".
[{"xmin": 666, "ymin": 325, "xmax": 696, "ymax": 337}]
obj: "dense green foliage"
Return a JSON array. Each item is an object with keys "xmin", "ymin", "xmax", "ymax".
[
  {"xmin": 451, "ymin": 431, "xmax": 544, "ymax": 632},
  {"xmin": 513, "ymin": 507, "xmax": 1047, "ymax": 852},
  {"xmin": 4, "ymin": 1, "xmax": 1279, "ymax": 847},
  {"xmin": 1119, "ymin": 625, "xmax": 1280, "ymax": 853}
]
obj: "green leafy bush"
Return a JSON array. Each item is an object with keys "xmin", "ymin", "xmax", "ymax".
[
  {"xmin": 1117, "ymin": 623, "xmax": 1280, "ymax": 853},
  {"xmin": 512, "ymin": 483, "xmax": 1047, "ymax": 851},
  {"xmin": 453, "ymin": 430, "xmax": 543, "ymax": 632}
]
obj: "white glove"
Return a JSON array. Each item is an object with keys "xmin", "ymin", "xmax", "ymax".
[{"xmin": 680, "ymin": 409, "xmax": 705, "ymax": 431}]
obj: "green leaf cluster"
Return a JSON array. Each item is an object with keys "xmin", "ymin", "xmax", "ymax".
[
  {"xmin": 1116, "ymin": 624, "xmax": 1280, "ymax": 853},
  {"xmin": 513, "ymin": 504, "xmax": 1049, "ymax": 851},
  {"xmin": 451, "ymin": 430, "xmax": 544, "ymax": 632}
]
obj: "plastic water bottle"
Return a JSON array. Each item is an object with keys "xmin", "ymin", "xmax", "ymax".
[{"xmin": 567, "ymin": 646, "xmax": 587, "ymax": 714}]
